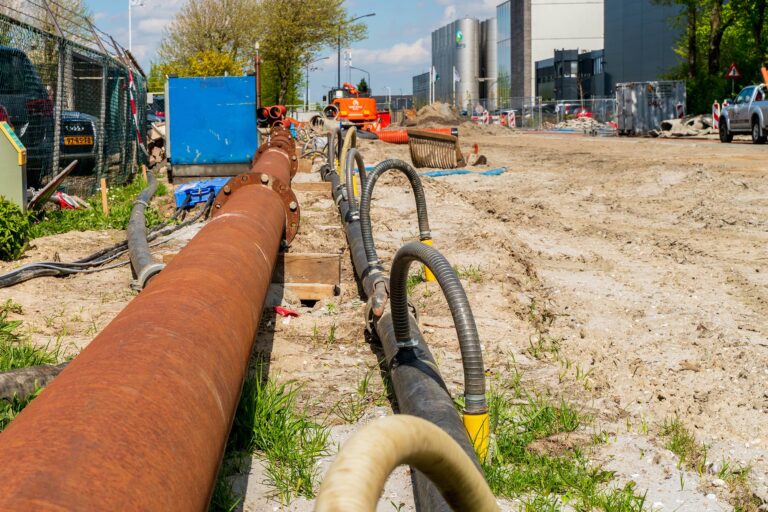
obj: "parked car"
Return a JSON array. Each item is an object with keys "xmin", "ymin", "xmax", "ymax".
[
  {"xmin": 0, "ymin": 45, "xmax": 54, "ymax": 187},
  {"xmin": 720, "ymin": 84, "xmax": 768, "ymax": 144},
  {"xmin": 60, "ymin": 110, "xmax": 99, "ymax": 174}
]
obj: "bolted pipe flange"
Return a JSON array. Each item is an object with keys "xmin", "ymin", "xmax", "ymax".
[{"xmin": 212, "ymin": 172, "xmax": 301, "ymax": 244}]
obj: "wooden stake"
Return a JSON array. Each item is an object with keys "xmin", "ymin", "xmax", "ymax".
[
  {"xmin": 100, "ymin": 178, "xmax": 109, "ymax": 216},
  {"xmin": 141, "ymin": 164, "xmax": 147, "ymax": 182}
]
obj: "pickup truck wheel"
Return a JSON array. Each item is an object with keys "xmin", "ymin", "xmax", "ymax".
[
  {"xmin": 752, "ymin": 118, "xmax": 767, "ymax": 144},
  {"xmin": 719, "ymin": 121, "xmax": 733, "ymax": 143}
]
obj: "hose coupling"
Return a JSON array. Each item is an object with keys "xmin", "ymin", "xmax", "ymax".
[
  {"xmin": 463, "ymin": 394, "xmax": 489, "ymax": 414},
  {"xmin": 396, "ymin": 338, "xmax": 419, "ymax": 349}
]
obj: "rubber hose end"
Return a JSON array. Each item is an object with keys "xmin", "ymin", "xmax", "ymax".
[
  {"xmin": 137, "ymin": 262, "xmax": 165, "ymax": 290},
  {"xmin": 463, "ymin": 412, "xmax": 490, "ymax": 461}
]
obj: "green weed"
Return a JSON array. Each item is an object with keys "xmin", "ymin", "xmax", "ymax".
[
  {"xmin": 0, "ymin": 305, "xmax": 59, "ymax": 371},
  {"xmin": 29, "ymin": 176, "xmax": 164, "ymax": 238},
  {"xmin": 406, "ymin": 268, "xmax": 426, "ymax": 294},
  {"xmin": 333, "ymin": 368, "xmax": 383, "ymax": 423},
  {"xmin": 0, "ymin": 389, "xmax": 40, "ymax": 431},
  {"xmin": 227, "ymin": 371, "xmax": 329, "ymax": 504},
  {"xmin": 483, "ymin": 385, "xmax": 646, "ymax": 510},
  {"xmin": 659, "ymin": 417, "xmax": 707, "ymax": 473},
  {"xmin": 453, "ymin": 264, "xmax": 484, "ymax": 284}
]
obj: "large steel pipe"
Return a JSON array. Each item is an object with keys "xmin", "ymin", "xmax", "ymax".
[{"xmin": 0, "ymin": 132, "xmax": 298, "ymax": 510}]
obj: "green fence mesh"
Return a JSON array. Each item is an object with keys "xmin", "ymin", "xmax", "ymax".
[{"xmin": 0, "ymin": 0, "xmax": 147, "ymax": 197}]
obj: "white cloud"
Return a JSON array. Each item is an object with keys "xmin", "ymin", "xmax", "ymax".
[
  {"xmin": 351, "ymin": 38, "xmax": 430, "ymax": 70},
  {"xmin": 137, "ymin": 17, "xmax": 171, "ymax": 35}
]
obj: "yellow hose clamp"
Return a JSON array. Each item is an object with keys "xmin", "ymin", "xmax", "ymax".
[
  {"xmin": 421, "ymin": 238, "xmax": 437, "ymax": 282},
  {"xmin": 463, "ymin": 412, "xmax": 490, "ymax": 461}
]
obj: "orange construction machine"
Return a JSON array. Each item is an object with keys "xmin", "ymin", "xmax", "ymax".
[{"xmin": 323, "ymin": 82, "xmax": 390, "ymax": 131}]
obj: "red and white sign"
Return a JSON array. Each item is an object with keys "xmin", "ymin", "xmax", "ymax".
[
  {"xmin": 712, "ymin": 100, "xmax": 720, "ymax": 130},
  {"xmin": 726, "ymin": 62, "xmax": 742, "ymax": 80}
]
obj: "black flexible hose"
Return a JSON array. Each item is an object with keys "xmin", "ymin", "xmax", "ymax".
[
  {"xmin": 389, "ymin": 241, "xmax": 487, "ymax": 415},
  {"xmin": 359, "ymin": 159, "xmax": 431, "ymax": 269},
  {"xmin": 0, "ymin": 199, "xmax": 212, "ymax": 289},
  {"xmin": 344, "ymin": 148, "xmax": 367, "ymax": 216},
  {"xmin": 127, "ymin": 172, "xmax": 164, "ymax": 289}
]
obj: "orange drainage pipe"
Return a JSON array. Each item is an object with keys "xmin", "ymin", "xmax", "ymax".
[
  {"xmin": 374, "ymin": 127, "xmax": 459, "ymax": 144},
  {"xmin": 0, "ymin": 128, "xmax": 300, "ymax": 511}
]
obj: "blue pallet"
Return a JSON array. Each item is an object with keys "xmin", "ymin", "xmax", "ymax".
[{"xmin": 174, "ymin": 177, "xmax": 230, "ymax": 208}]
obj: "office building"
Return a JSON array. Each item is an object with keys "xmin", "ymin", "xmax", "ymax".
[
  {"xmin": 535, "ymin": 48, "xmax": 607, "ymax": 100},
  {"xmin": 497, "ymin": 0, "xmax": 604, "ymax": 102},
  {"xmin": 604, "ymin": 0, "xmax": 681, "ymax": 92},
  {"xmin": 412, "ymin": 72, "xmax": 430, "ymax": 108}
]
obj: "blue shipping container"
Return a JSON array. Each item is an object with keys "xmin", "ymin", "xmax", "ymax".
[{"xmin": 167, "ymin": 76, "xmax": 257, "ymax": 166}]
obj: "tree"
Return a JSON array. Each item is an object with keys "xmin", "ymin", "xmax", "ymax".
[
  {"xmin": 156, "ymin": 0, "xmax": 368, "ymax": 104},
  {"xmin": 356, "ymin": 77, "xmax": 369, "ymax": 94}
]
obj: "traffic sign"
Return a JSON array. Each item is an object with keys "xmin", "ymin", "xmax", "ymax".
[{"xmin": 726, "ymin": 62, "xmax": 742, "ymax": 80}]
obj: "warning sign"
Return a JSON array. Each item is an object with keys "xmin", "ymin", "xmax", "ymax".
[{"xmin": 726, "ymin": 62, "xmax": 742, "ymax": 79}]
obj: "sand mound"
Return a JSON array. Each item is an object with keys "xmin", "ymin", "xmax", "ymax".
[{"xmin": 402, "ymin": 102, "xmax": 462, "ymax": 127}]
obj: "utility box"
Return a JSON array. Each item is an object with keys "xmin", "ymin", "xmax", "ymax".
[
  {"xmin": 166, "ymin": 76, "xmax": 258, "ymax": 181},
  {"xmin": 616, "ymin": 81, "xmax": 686, "ymax": 136},
  {"xmin": 0, "ymin": 121, "xmax": 27, "ymax": 211}
]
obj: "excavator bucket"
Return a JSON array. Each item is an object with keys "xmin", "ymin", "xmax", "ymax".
[{"xmin": 407, "ymin": 129, "xmax": 466, "ymax": 169}]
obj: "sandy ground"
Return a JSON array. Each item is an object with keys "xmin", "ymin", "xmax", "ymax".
[{"xmin": 2, "ymin": 130, "xmax": 767, "ymax": 510}]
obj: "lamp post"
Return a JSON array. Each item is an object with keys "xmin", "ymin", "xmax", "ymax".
[
  {"xmin": 350, "ymin": 66, "xmax": 371, "ymax": 93},
  {"xmin": 385, "ymin": 86, "xmax": 391, "ymax": 109},
  {"xmin": 337, "ymin": 12, "xmax": 375, "ymax": 88},
  {"xmin": 305, "ymin": 56, "xmax": 329, "ymax": 111},
  {"xmin": 128, "ymin": 0, "xmax": 144, "ymax": 52}
]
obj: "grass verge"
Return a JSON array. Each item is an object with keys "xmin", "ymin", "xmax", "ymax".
[
  {"xmin": 29, "ymin": 176, "xmax": 166, "ymax": 239},
  {"xmin": 483, "ymin": 379, "xmax": 646, "ymax": 511},
  {"xmin": 0, "ymin": 300, "xmax": 62, "ymax": 432},
  {"xmin": 211, "ymin": 364, "xmax": 330, "ymax": 510}
]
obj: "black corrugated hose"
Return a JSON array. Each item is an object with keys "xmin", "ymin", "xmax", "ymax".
[
  {"xmin": 127, "ymin": 171, "xmax": 164, "ymax": 289},
  {"xmin": 389, "ymin": 241, "xmax": 487, "ymax": 415},
  {"xmin": 359, "ymin": 159, "xmax": 432, "ymax": 270}
]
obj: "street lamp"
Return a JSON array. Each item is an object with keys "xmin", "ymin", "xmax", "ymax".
[
  {"xmin": 306, "ymin": 56, "xmax": 329, "ymax": 111},
  {"xmin": 128, "ymin": 0, "xmax": 144, "ymax": 52},
  {"xmin": 350, "ymin": 66, "xmax": 371, "ymax": 93},
  {"xmin": 338, "ymin": 12, "xmax": 375, "ymax": 88},
  {"xmin": 385, "ymin": 85, "xmax": 391, "ymax": 108}
]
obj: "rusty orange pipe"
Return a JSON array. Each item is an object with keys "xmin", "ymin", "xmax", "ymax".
[{"xmin": 0, "ymin": 131, "xmax": 299, "ymax": 510}]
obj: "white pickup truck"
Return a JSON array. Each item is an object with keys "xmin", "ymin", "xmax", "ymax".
[{"xmin": 720, "ymin": 84, "xmax": 768, "ymax": 144}]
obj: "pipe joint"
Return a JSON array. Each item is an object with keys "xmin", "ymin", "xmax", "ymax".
[{"xmin": 133, "ymin": 262, "xmax": 165, "ymax": 291}]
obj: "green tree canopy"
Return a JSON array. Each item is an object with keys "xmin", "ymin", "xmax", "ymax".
[
  {"xmin": 356, "ymin": 77, "xmax": 369, "ymax": 94},
  {"xmin": 155, "ymin": 0, "xmax": 368, "ymax": 105},
  {"xmin": 656, "ymin": 0, "xmax": 768, "ymax": 112}
]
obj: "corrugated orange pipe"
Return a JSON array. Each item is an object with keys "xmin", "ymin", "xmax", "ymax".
[
  {"xmin": 374, "ymin": 127, "xmax": 458, "ymax": 144},
  {"xmin": 0, "ymin": 129, "xmax": 300, "ymax": 511}
]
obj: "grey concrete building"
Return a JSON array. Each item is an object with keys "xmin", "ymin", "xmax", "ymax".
[
  {"xmin": 604, "ymin": 0, "xmax": 682, "ymax": 92},
  {"xmin": 535, "ymin": 49, "xmax": 607, "ymax": 101},
  {"xmin": 412, "ymin": 72, "xmax": 430, "ymax": 108},
  {"xmin": 497, "ymin": 0, "xmax": 604, "ymax": 103}
]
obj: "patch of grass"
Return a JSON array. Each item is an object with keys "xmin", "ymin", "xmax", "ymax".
[
  {"xmin": 483, "ymin": 385, "xmax": 646, "ymax": 510},
  {"xmin": 0, "ymin": 302, "xmax": 60, "ymax": 371},
  {"xmin": 326, "ymin": 323, "xmax": 337, "ymax": 345},
  {"xmin": 333, "ymin": 368, "xmax": 384, "ymax": 423},
  {"xmin": 0, "ymin": 389, "xmax": 40, "ymax": 431},
  {"xmin": 406, "ymin": 268, "xmax": 426, "ymax": 295},
  {"xmin": 208, "ymin": 467, "xmax": 241, "ymax": 512},
  {"xmin": 659, "ymin": 417, "xmax": 760, "ymax": 512},
  {"xmin": 659, "ymin": 417, "xmax": 707, "ymax": 473},
  {"xmin": 29, "ymin": 176, "xmax": 164, "ymax": 238},
  {"xmin": 453, "ymin": 264, "xmax": 484, "ymax": 284},
  {"xmin": 227, "ymin": 370, "xmax": 329, "ymax": 504}
]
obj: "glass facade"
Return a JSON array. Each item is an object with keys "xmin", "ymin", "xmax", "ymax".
[{"xmin": 496, "ymin": 1, "xmax": 512, "ymax": 106}]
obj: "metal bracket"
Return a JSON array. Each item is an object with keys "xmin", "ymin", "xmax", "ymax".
[{"xmin": 211, "ymin": 172, "xmax": 301, "ymax": 244}]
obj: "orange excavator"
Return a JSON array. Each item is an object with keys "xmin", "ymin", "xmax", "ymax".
[{"xmin": 323, "ymin": 82, "xmax": 390, "ymax": 131}]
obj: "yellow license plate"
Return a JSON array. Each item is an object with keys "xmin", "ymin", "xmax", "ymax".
[{"xmin": 64, "ymin": 136, "xmax": 93, "ymax": 145}]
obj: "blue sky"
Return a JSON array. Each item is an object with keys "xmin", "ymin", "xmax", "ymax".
[{"xmin": 86, "ymin": 0, "xmax": 499, "ymax": 99}]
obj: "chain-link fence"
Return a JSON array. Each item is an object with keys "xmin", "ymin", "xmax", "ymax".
[
  {"xmin": 461, "ymin": 96, "xmax": 618, "ymax": 134},
  {"xmin": 0, "ymin": 0, "xmax": 146, "ymax": 197}
]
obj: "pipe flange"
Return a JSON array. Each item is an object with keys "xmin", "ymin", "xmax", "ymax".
[
  {"xmin": 254, "ymin": 140, "xmax": 299, "ymax": 177},
  {"xmin": 211, "ymin": 173, "xmax": 301, "ymax": 244}
]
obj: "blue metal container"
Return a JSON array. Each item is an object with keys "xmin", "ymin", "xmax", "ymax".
[{"xmin": 166, "ymin": 76, "xmax": 257, "ymax": 166}]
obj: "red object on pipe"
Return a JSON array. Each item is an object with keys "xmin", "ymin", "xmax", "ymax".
[
  {"xmin": 0, "ymin": 131, "xmax": 300, "ymax": 510},
  {"xmin": 257, "ymin": 106, "xmax": 271, "ymax": 122},
  {"xmin": 374, "ymin": 127, "xmax": 458, "ymax": 144}
]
